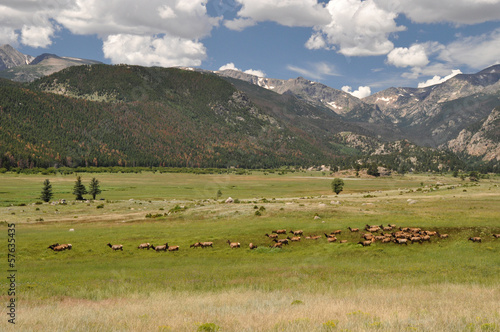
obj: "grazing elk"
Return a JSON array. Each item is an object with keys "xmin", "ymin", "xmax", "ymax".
[
  {"xmin": 107, "ymin": 243, "xmax": 123, "ymax": 251},
  {"xmin": 227, "ymin": 240, "xmax": 240, "ymax": 248},
  {"xmin": 166, "ymin": 243, "xmax": 179, "ymax": 251}
]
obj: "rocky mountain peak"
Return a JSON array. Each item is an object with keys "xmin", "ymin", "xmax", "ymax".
[{"xmin": 0, "ymin": 44, "xmax": 34, "ymax": 71}]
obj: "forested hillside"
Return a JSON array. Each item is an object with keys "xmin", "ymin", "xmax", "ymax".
[
  {"xmin": 0, "ymin": 66, "xmax": 338, "ymax": 169},
  {"xmin": 0, "ymin": 64, "xmax": 493, "ymax": 172}
]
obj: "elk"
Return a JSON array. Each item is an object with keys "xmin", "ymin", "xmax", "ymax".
[
  {"xmin": 200, "ymin": 242, "xmax": 213, "ymax": 248},
  {"xmin": 287, "ymin": 236, "xmax": 301, "ymax": 242},
  {"xmin": 51, "ymin": 244, "xmax": 72, "ymax": 251},
  {"xmin": 107, "ymin": 243, "xmax": 123, "ymax": 251},
  {"xmin": 358, "ymin": 240, "xmax": 372, "ymax": 247},
  {"xmin": 138, "ymin": 243, "xmax": 151, "ymax": 249},
  {"xmin": 265, "ymin": 233, "xmax": 279, "ymax": 239},
  {"xmin": 289, "ymin": 230, "xmax": 303, "ymax": 236},
  {"xmin": 272, "ymin": 229, "xmax": 287, "ymax": 234},
  {"xmin": 273, "ymin": 238, "xmax": 289, "ymax": 245},
  {"xmin": 468, "ymin": 237, "xmax": 481, "ymax": 243},
  {"xmin": 47, "ymin": 243, "xmax": 60, "ymax": 250},
  {"xmin": 227, "ymin": 240, "xmax": 240, "ymax": 248},
  {"xmin": 166, "ymin": 243, "xmax": 179, "ymax": 251},
  {"xmin": 348, "ymin": 226, "xmax": 359, "ymax": 232},
  {"xmin": 394, "ymin": 238, "xmax": 408, "ymax": 245},
  {"xmin": 249, "ymin": 243, "xmax": 258, "ymax": 250},
  {"xmin": 153, "ymin": 243, "xmax": 168, "ymax": 252}
]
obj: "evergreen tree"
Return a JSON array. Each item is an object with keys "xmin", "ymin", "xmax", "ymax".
[
  {"xmin": 73, "ymin": 176, "xmax": 87, "ymax": 200},
  {"xmin": 367, "ymin": 164, "xmax": 380, "ymax": 177},
  {"xmin": 88, "ymin": 177, "xmax": 102, "ymax": 200},
  {"xmin": 469, "ymin": 171, "xmax": 480, "ymax": 182},
  {"xmin": 331, "ymin": 178, "xmax": 344, "ymax": 195},
  {"xmin": 40, "ymin": 179, "xmax": 53, "ymax": 202}
]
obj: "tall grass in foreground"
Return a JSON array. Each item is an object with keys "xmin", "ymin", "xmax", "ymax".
[{"xmin": 3, "ymin": 285, "xmax": 499, "ymax": 331}]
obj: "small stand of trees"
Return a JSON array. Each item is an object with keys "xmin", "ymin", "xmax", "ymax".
[{"xmin": 72, "ymin": 176, "xmax": 102, "ymax": 200}]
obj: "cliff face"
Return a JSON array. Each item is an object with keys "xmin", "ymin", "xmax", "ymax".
[{"xmin": 446, "ymin": 108, "xmax": 500, "ymax": 161}]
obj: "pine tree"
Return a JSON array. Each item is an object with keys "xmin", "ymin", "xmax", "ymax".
[
  {"xmin": 73, "ymin": 176, "xmax": 87, "ymax": 200},
  {"xmin": 40, "ymin": 179, "xmax": 53, "ymax": 202},
  {"xmin": 88, "ymin": 177, "xmax": 102, "ymax": 200}
]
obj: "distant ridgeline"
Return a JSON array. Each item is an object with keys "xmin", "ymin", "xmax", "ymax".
[{"xmin": 0, "ymin": 64, "xmax": 497, "ymax": 173}]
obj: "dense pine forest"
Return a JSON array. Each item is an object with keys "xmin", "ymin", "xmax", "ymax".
[{"xmin": 0, "ymin": 64, "xmax": 496, "ymax": 173}]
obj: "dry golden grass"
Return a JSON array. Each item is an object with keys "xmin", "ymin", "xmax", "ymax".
[{"xmin": 4, "ymin": 284, "xmax": 499, "ymax": 331}]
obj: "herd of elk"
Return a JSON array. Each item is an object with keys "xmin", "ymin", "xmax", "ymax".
[{"xmin": 47, "ymin": 226, "xmax": 497, "ymax": 254}]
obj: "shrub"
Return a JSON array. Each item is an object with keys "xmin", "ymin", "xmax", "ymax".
[{"xmin": 197, "ymin": 323, "xmax": 220, "ymax": 332}]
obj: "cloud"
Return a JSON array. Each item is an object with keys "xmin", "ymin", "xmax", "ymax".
[
  {"xmin": 226, "ymin": 0, "xmax": 331, "ymax": 29},
  {"xmin": 342, "ymin": 85, "xmax": 372, "ymax": 98},
  {"xmin": 306, "ymin": 0, "xmax": 405, "ymax": 57},
  {"xmin": 392, "ymin": 29, "xmax": 500, "ymax": 82},
  {"xmin": 103, "ymin": 34, "xmax": 207, "ymax": 67},
  {"xmin": 0, "ymin": 27, "xmax": 19, "ymax": 46},
  {"xmin": 224, "ymin": 18, "xmax": 256, "ymax": 31},
  {"xmin": 57, "ymin": 0, "xmax": 220, "ymax": 40},
  {"xmin": 0, "ymin": 1, "xmax": 62, "ymax": 48},
  {"xmin": 417, "ymin": 69, "xmax": 462, "ymax": 88},
  {"xmin": 438, "ymin": 29, "xmax": 500, "ymax": 69},
  {"xmin": 386, "ymin": 44, "xmax": 429, "ymax": 68},
  {"xmin": 387, "ymin": 0, "xmax": 500, "ymax": 25},
  {"xmin": 218, "ymin": 62, "xmax": 266, "ymax": 77},
  {"xmin": 21, "ymin": 25, "xmax": 56, "ymax": 48},
  {"xmin": 0, "ymin": 0, "xmax": 220, "ymax": 66},
  {"xmin": 287, "ymin": 62, "xmax": 340, "ymax": 80}
]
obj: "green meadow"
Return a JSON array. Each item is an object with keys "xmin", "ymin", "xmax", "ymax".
[{"xmin": 0, "ymin": 171, "xmax": 499, "ymax": 331}]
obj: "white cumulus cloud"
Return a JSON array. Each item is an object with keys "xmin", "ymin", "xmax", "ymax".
[
  {"xmin": 307, "ymin": 0, "xmax": 405, "ymax": 56},
  {"xmin": 103, "ymin": 34, "xmax": 207, "ymax": 67},
  {"xmin": 386, "ymin": 44, "xmax": 429, "ymax": 68},
  {"xmin": 21, "ymin": 25, "xmax": 56, "ymax": 48},
  {"xmin": 218, "ymin": 63, "xmax": 266, "ymax": 77},
  {"xmin": 225, "ymin": 0, "xmax": 330, "ymax": 29},
  {"xmin": 342, "ymin": 85, "xmax": 372, "ymax": 98},
  {"xmin": 0, "ymin": 0, "xmax": 220, "ymax": 66},
  {"xmin": 417, "ymin": 69, "xmax": 463, "ymax": 88}
]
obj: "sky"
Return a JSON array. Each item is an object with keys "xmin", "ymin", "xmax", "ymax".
[{"xmin": 1, "ymin": 0, "xmax": 500, "ymax": 97}]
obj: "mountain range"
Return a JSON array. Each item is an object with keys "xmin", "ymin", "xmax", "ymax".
[
  {"xmin": 0, "ymin": 45, "xmax": 498, "ymax": 170},
  {"xmin": 0, "ymin": 44, "xmax": 101, "ymax": 82}
]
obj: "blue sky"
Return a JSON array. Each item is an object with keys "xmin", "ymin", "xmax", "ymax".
[{"xmin": 2, "ymin": 0, "xmax": 500, "ymax": 96}]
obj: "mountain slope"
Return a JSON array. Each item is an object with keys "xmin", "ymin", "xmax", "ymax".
[
  {"xmin": 446, "ymin": 107, "xmax": 500, "ymax": 162},
  {"xmin": 364, "ymin": 65, "xmax": 500, "ymax": 147},
  {"xmin": 1, "ymin": 65, "xmax": 350, "ymax": 169},
  {"xmin": 0, "ymin": 47, "xmax": 102, "ymax": 82},
  {"xmin": 0, "ymin": 44, "xmax": 34, "ymax": 71}
]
